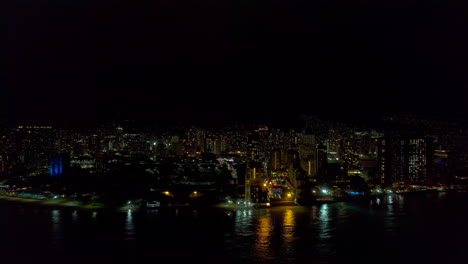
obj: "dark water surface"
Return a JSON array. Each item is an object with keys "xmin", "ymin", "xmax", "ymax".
[{"xmin": 1, "ymin": 192, "xmax": 467, "ymax": 264}]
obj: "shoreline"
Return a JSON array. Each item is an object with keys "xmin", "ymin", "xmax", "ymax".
[
  {"xmin": 0, "ymin": 195, "xmax": 107, "ymax": 210},
  {"xmin": 0, "ymin": 195, "xmax": 292, "ymax": 212},
  {"xmin": 0, "ymin": 190, "xmax": 452, "ymax": 212},
  {"xmin": 0, "ymin": 195, "xmax": 237, "ymax": 212}
]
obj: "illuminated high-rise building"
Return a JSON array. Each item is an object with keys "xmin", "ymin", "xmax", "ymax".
[
  {"xmin": 271, "ymin": 148, "xmax": 281, "ymax": 171},
  {"xmin": 298, "ymin": 132, "xmax": 318, "ymax": 178},
  {"xmin": 0, "ymin": 128, "xmax": 21, "ymax": 175},
  {"xmin": 49, "ymin": 157, "xmax": 64, "ymax": 177},
  {"xmin": 447, "ymin": 135, "xmax": 468, "ymax": 185},
  {"xmin": 316, "ymin": 144, "xmax": 328, "ymax": 181},
  {"xmin": 403, "ymin": 138, "xmax": 432, "ymax": 184},
  {"xmin": 378, "ymin": 135, "xmax": 433, "ymax": 187},
  {"xmin": 247, "ymin": 126, "xmax": 268, "ymax": 163},
  {"xmin": 17, "ymin": 125, "xmax": 55, "ymax": 170}
]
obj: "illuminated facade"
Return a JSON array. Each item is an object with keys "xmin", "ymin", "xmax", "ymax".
[
  {"xmin": 0, "ymin": 128, "xmax": 21, "ymax": 175},
  {"xmin": 271, "ymin": 148, "xmax": 281, "ymax": 171},
  {"xmin": 17, "ymin": 125, "xmax": 55, "ymax": 170},
  {"xmin": 378, "ymin": 136, "xmax": 433, "ymax": 187},
  {"xmin": 49, "ymin": 157, "xmax": 63, "ymax": 177},
  {"xmin": 378, "ymin": 137, "xmax": 402, "ymax": 187},
  {"xmin": 447, "ymin": 135, "xmax": 468, "ymax": 184},
  {"xmin": 405, "ymin": 138, "xmax": 429, "ymax": 184},
  {"xmin": 298, "ymin": 133, "xmax": 317, "ymax": 177}
]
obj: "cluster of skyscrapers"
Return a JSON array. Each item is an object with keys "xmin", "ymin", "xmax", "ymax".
[{"xmin": 1, "ymin": 114, "xmax": 468, "ymax": 202}]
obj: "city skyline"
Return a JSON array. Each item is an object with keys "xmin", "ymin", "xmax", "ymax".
[
  {"xmin": 2, "ymin": 114, "xmax": 467, "ymax": 188},
  {"xmin": 4, "ymin": 1, "xmax": 468, "ymax": 263}
]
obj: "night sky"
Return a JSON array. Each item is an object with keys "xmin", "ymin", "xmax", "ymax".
[{"xmin": 5, "ymin": 0, "xmax": 468, "ymax": 127}]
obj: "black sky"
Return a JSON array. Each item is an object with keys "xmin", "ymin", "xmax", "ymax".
[{"xmin": 5, "ymin": 0, "xmax": 468, "ymax": 127}]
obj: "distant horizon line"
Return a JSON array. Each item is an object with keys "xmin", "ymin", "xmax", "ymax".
[{"xmin": 4, "ymin": 112, "xmax": 468, "ymax": 130}]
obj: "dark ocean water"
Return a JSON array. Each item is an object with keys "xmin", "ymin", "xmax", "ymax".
[{"xmin": 1, "ymin": 192, "xmax": 467, "ymax": 264}]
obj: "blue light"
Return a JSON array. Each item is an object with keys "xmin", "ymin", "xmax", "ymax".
[{"xmin": 50, "ymin": 157, "xmax": 63, "ymax": 177}]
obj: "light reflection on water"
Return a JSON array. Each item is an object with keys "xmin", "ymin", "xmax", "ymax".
[
  {"xmin": 255, "ymin": 214, "xmax": 273, "ymax": 262},
  {"xmin": 52, "ymin": 209, "xmax": 60, "ymax": 223},
  {"xmin": 3, "ymin": 192, "xmax": 468, "ymax": 264},
  {"xmin": 72, "ymin": 210, "xmax": 78, "ymax": 223},
  {"xmin": 387, "ymin": 195, "xmax": 394, "ymax": 204},
  {"xmin": 319, "ymin": 204, "xmax": 331, "ymax": 239},
  {"xmin": 311, "ymin": 205, "xmax": 318, "ymax": 221},
  {"xmin": 280, "ymin": 209, "xmax": 296, "ymax": 262},
  {"xmin": 233, "ymin": 209, "xmax": 254, "ymax": 237},
  {"xmin": 282, "ymin": 209, "xmax": 295, "ymax": 243},
  {"xmin": 51, "ymin": 209, "xmax": 63, "ymax": 248},
  {"xmin": 146, "ymin": 208, "xmax": 159, "ymax": 216},
  {"xmin": 125, "ymin": 209, "xmax": 135, "ymax": 241},
  {"xmin": 384, "ymin": 195, "xmax": 398, "ymax": 235}
]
